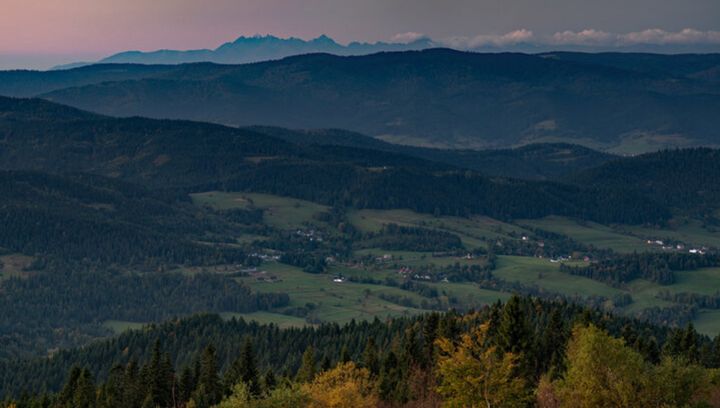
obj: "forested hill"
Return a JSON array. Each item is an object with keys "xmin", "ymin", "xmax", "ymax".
[
  {"xmin": 1, "ymin": 50, "xmax": 719, "ymax": 150},
  {"xmin": 0, "ymin": 170, "xmax": 244, "ymax": 265},
  {"xmin": 251, "ymin": 127, "xmax": 617, "ymax": 180},
  {"xmin": 4, "ymin": 296, "xmax": 716, "ymax": 407},
  {"xmin": 572, "ymin": 148, "xmax": 720, "ymax": 217},
  {"xmin": 0, "ymin": 96, "xmax": 667, "ymax": 223}
]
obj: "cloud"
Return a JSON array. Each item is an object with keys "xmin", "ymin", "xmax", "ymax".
[
  {"xmin": 390, "ymin": 32, "xmax": 429, "ymax": 44},
  {"xmin": 549, "ymin": 28, "xmax": 720, "ymax": 46},
  {"xmin": 552, "ymin": 29, "xmax": 615, "ymax": 45},
  {"xmin": 441, "ymin": 29, "xmax": 534, "ymax": 49},
  {"xmin": 620, "ymin": 28, "xmax": 720, "ymax": 45}
]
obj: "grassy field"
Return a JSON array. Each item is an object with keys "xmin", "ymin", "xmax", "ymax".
[
  {"xmin": 493, "ymin": 256, "xmax": 623, "ymax": 298},
  {"xmin": 693, "ymin": 310, "xmax": 720, "ymax": 336},
  {"xmin": 237, "ymin": 262, "xmax": 428, "ymax": 324},
  {"xmin": 187, "ymin": 192, "xmax": 720, "ymax": 334},
  {"xmin": 518, "ymin": 216, "xmax": 651, "ymax": 253},
  {"xmin": 349, "ymin": 209, "xmax": 529, "ymax": 249},
  {"xmin": 191, "ymin": 191, "xmax": 328, "ymax": 229},
  {"xmin": 103, "ymin": 320, "xmax": 146, "ymax": 334},
  {"xmin": 616, "ymin": 219, "xmax": 720, "ymax": 249},
  {"xmin": 0, "ymin": 254, "xmax": 34, "ymax": 282}
]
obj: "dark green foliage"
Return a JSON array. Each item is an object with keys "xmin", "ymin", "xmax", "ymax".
[
  {"xmin": 572, "ymin": 148, "xmax": 720, "ymax": 218},
  {"xmin": 256, "ymin": 126, "xmax": 617, "ymax": 181},
  {"xmin": 358, "ymin": 224, "xmax": 463, "ymax": 252},
  {"xmin": 295, "ymin": 346, "xmax": 316, "ymax": 383},
  {"xmin": 562, "ymin": 252, "xmax": 720, "ymax": 285},
  {"xmin": 0, "ymin": 171, "xmax": 245, "ymax": 266},
  {"xmin": 0, "ymin": 267, "xmax": 289, "ymax": 359},
  {"xmin": 2, "ymin": 298, "xmax": 710, "ymax": 404},
  {"xmin": 225, "ymin": 338, "xmax": 261, "ymax": 396}
]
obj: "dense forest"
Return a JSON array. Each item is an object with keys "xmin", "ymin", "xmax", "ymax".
[
  {"xmin": 0, "ymin": 96, "xmax": 682, "ymax": 224},
  {"xmin": 3, "ymin": 50, "xmax": 720, "ymax": 150},
  {"xmin": 4, "ymin": 297, "xmax": 720, "ymax": 407}
]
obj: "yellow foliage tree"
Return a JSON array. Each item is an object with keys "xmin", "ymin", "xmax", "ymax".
[
  {"xmin": 435, "ymin": 322, "xmax": 529, "ymax": 407},
  {"xmin": 554, "ymin": 324, "xmax": 649, "ymax": 408},
  {"xmin": 302, "ymin": 362, "xmax": 378, "ymax": 408}
]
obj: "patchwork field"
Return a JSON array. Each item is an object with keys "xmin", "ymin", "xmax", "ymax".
[
  {"xmin": 191, "ymin": 191, "xmax": 328, "ymax": 229},
  {"xmin": 349, "ymin": 209, "xmax": 529, "ymax": 249},
  {"xmin": 183, "ymin": 192, "xmax": 720, "ymax": 335},
  {"xmin": 518, "ymin": 216, "xmax": 654, "ymax": 253}
]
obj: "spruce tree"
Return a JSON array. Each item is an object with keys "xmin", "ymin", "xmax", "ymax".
[
  {"xmin": 72, "ymin": 369, "xmax": 96, "ymax": 408},
  {"xmin": 361, "ymin": 338, "xmax": 380, "ymax": 376},
  {"xmin": 296, "ymin": 346, "xmax": 316, "ymax": 383},
  {"xmin": 194, "ymin": 345, "xmax": 222, "ymax": 407}
]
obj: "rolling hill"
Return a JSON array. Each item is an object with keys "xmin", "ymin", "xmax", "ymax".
[
  {"xmin": 0, "ymin": 96, "xmax": 666, "ymax": 224},
  {"xmin": 2, "ymin": 50, "xmax": 720, "ymax": 151}
]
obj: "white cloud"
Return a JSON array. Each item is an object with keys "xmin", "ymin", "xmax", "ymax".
[
  {"xmin": 390, "ymin": 32, "xmax": 428, "ymax": 44},
  {"xmin": 441, "ymin": 29, "xmax": 534, "ymax": 49},
  {"xmin": 548, "ymin": 28, "xmax": 720, "ymax": 47},
  {"xmin": 551, "ymin": 29, "xmax": 615, "ymax": 45},
  {"xmin": 619, "ymin": 28, "xmax": 720, "ymax": 45}
]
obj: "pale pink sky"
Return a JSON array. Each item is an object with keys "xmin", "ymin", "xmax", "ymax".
[
  {"xmin": 3, "ymin": 0, "xmax": 719, "ymax": 53},
  {"xmin": 1, "ymin": 0, "xmax": 718, "ymax": 69}
]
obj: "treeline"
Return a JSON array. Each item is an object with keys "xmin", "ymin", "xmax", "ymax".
[
  {"xmin": 356, "ymin": 223, "xmax": 463, "ymax": 252},
  {"xmin": 5, "ymin": 297, "xmax": 720, "ymax": 407},
  {"xmin": 0, "ymin": 171, "xmax": 246, "ymax": 267},
  {"xmin": 0, "ymin": 268, "xmax": 288, "ymax": 360},
  {"xmin": 0, "ymin": 98, "xmax": 685, "ymax": 224},
  {"xmin": 657, "ymin": 290, "xmax": 720, "ymax": 309},
  {"xmin": 561, "ymin": 252, "xmax": 720, "ymax": 285},
  {"xmin": 219, "ymin": 161, "xmax": 669, "ymax": 224}
]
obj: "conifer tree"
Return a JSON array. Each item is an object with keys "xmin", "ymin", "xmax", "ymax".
[
  {"xmin": 193, "ymin": 345, "xmax": 222, "ymax": 407},
  {"xmin": 361, "ymin": 338, "xmax": 380, "ymax": 376},
  {"xmin": 72, "ymin": 369, "xmax": 96, "ymax": 408},
  {"xmin": 296, "ymin": 346, "xmax": 316, "ymax": 383}
]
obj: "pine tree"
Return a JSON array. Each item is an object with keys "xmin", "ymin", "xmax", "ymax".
[
  {"xmin": 57, "ymin": 366, "xmax": 82, "ymax": 408},
  {"xmin": 72, "ymin": 369, "xmax": 96, "ymax": 408},
  {"xmin": 296, "ymin": 346, "xmax": 316, "ymax": 383},
  {"xmin": 339, "ymin": 346, "xmax": 351, "ymax": 364},
  {"xmin": 421, "ymin": 313, "xmax": 439, "ymax": 368},
  {"xmin": 178, "ymin": 365, "xmax": 196, "ymax": 404},
  {"xmin": 263, "ymin": 370, "xmax": 277, "ymax": 393},
  {"xmin": 240, "ymin": 337, "xmax": 261, "ymax": 396},
  {"xmin": 497, "ymin": 295, "xmax": 533, "ymax": 379},
  {"xmin": 144, "ymin": 340, "xmax": 174, "ymax": 407},
  {"xmin": 681, "ymin": 323, "xmax": 699, "ymax": 363},
  {"xmin": 361, "ymin": 338, "xmax": 380, "ymax": 376},
  {"xmin": 542, "ymin": 308, "xmax": 566, "ymax": 378},
  {"xmin": 194, "ymin": 345, "xmax": 222, "ymax": 407}
]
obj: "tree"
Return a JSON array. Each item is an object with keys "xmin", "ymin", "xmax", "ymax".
[
  {"xmin": 554, "ymin": 325, "xmax": 649, "ymax": 407},
  {"xmin": 436, "ymin": 322, "xmax": 529, "ymax": 407},
  {"xmin": 144, "ymin": 340, "xmax": 174, "ymax": 407},
  {"xmin": 361, "ymin": 338, "xmax": 379, "ymax": 376},
  {"xmin": 296, "ymin": 346, "xmax": 316, "ymax": 383},
  {"xmin": 646, "ymin": 357, "xmax": 712, "ymax": 407},
  {"xmin": 303, "ymin": 362, "xmax": 377, "ymax": 408},
  {"xmin": 192, "ymin": 345, "xmax": 222, "ymax": 407},
  {"xmin": 72, "ymin": 369, "xmax": 96, "ymax": 408},
  {"xmin": 226, "ymin": 338, "xmax": 261, "ymax": 397},
  {"xmin": 215, "ymin": 382, "xmax": 251, "ymax": 408}
]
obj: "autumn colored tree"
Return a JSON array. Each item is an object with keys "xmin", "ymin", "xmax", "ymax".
[
  {"xmin": 302, "ymin": 362, "xmax": 377, "ymax": 408},
  {"xmin": 554, "ymin": 325, "xmax": 649, "ymax": 408},
  {"xmin": 436, "ymin": 322, "xmax": 529, "ymax": 407}
]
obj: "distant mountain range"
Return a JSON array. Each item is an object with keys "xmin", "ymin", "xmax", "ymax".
[
  {"xmin": 53, "ymin": 34, "xmax": 434, "ymax": 69},
  {"xmin": 3, "ymin": 50, "xmax": 717, "ymax": 152},
  {"xmin": 52, "ymin": 33, "xmax": 720, "ymax": 70}
]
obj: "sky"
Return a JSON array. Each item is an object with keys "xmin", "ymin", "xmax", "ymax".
[{"xmin": 1, "ymin": 0, "xmax": 719, "ymax": 69}]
